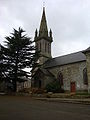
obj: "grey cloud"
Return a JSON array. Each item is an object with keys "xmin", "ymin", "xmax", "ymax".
[{"xmin": 0, "ymin": 0, "xmax": 90, "ymax": 57}]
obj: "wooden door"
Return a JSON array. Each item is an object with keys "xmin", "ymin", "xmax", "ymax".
[
  {"xmin": 39, "ymin": 80, "xmax": 41, "ymax": 88},
  {"xmin": 71, "ymin": 82, "xmax": 76, "ymax": 92}
]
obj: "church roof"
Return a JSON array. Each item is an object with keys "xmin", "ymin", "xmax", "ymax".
[
  {"xmin": 39, "ymin": 68, "xmax": 52, "ymax": 76},
  {"xmin": 44, "ymin": 52, "xmax": 86, "ymax": 68},
  {"xmin": 82, "ymin": 47, "xmax": 90, "ymax": 53},
  {"xmin": 32, "ymin": 68, "xmax": 56, "ymax": 80}
]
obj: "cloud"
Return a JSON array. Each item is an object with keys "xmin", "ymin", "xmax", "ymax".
[{"xmin": 0, "ymin": 0, "xmax": 90, "ymax": 57}]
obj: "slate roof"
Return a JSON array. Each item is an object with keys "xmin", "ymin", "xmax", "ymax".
[
  {"xmin": 82, "ymin": 47, "xmax": 90, "ymax": 53},
  {"xmin": 44, "ymin": 52, "xmax": 86, "ymax": 68},
  {"xmin": 38, "ymin": 68, "xmax": 56, "ymax": 78},
  {"xmin": 39, "ymin": 68, "xmax": 51, "ymax": 76},
  {"xmin": 32, "ymin": 68, "xmax": 56, "ymax": 80}
]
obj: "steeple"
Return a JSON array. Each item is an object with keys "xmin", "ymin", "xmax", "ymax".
[
  {"xmin": 39, "ymin": 7, "xmax": 48, "ymax": 37},
  {"xmin": 34, "ymin": 6, "xmax": 53, "ymax": 65}
]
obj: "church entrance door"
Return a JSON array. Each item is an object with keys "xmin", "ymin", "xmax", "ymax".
[
  {"xmin": 71, "ymin": 82, "xmax": 76, "ymax": 92},
  {"xmin": 39, "ymin": 80, "xmax": 41, "ymax": 88}
]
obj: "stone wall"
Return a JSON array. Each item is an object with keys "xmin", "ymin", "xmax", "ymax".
[
  {"xmin": 43, "ymin": 75, "xmax": 55, "ymax": 88},
  {"xmin": 36, "ymin": 38, "xmax": 52, "ymax": 65},
  {"xmin": 47, "ymin": 61, "xmax": 87, "ymax": 92},
  {"xmin": 85, "ymin": 53, "xmax": 90, "ymax": 93}
]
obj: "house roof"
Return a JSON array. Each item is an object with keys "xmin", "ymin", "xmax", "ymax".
[{"xmin": 44, "ymin": 52, "xmax": 86, "ymax": 68}]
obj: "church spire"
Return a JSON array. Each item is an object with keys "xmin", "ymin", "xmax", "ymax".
[
  {"xmin": 34, "ymin": 6, "xmax": 53, "ymax": 64},
  {"xmin": 39, "ymin": 7, "xmax": 48, "ymax": 37}
]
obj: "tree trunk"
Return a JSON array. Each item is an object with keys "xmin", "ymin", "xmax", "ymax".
[{"xmin": 13, "ymin": 80, "xmax": 17, "ymax": 92}]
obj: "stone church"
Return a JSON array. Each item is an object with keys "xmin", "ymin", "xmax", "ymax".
[{"xmin": 32, "ymin": 7, "xmax": 90, "ymax": 93}]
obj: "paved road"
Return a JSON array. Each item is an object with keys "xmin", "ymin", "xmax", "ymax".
[{"xmin": 0, "ymin": 96, "xmax": 90, "ymax": 120}]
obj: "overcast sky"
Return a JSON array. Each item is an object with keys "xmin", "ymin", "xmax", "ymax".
[{"xmin": 0, "ymin": 0, "xmax": 90, "ymax": 57}]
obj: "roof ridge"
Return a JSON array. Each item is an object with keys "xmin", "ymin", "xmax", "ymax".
[{"xmin": 52, "ymin": 51, "xmax": 83, "ymax": 60}]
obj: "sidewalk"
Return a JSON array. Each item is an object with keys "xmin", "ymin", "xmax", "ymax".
[{"xmin": 35, "ymin": 97, "xmax": 90, "ymax": 105}]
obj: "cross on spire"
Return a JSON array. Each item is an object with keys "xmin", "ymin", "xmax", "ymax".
[{"xmin": 43, "ymin": 1, "xmax": 45, "ymax": 8}]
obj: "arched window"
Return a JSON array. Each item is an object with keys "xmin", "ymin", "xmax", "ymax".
[
  {"xmin": 45, "ymin": 42, "xmax": 47, "ymax": 52},
  {"xmin": 83, "ymin": 68, "xmax": 88, "ymax": 85},
  {"xmin": 57, "ymin": 72, "xmax": 63, "ymax": 86},
  {"xmin": 48, "ymin": 43, "xmax": 49, "ymax": 53}
]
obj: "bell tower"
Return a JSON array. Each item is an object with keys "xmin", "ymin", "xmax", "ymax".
[{"xmin": 34, "ymin": 7, "xmax": 53, "ymax": 65}]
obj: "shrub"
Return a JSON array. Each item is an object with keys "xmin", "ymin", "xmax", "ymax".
[
  {"xmin": 45, "ymin": 81, "xmax": 64, "ymax": 93},
  {"xmin": 31, "ymin": 88, "xmax": 45, "ymax": 94}
]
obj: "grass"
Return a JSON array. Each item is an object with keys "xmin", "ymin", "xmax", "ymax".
[{"xmin": 76, "ymin": 92, "xmax": 90, "ymax": 95}]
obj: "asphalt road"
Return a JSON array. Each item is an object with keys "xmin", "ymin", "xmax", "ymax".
[{"xmin": 0, "ymin": 96, "xmax": 90, "ymax": 120}]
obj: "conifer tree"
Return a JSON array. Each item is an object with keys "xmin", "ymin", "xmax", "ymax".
[
  {"xmin": 0, "ymin": 45, "xmax": 5, "ymax": 81},
  {"xmin": 1, "ymin": 27, "xmax": 37, "ymax": 92}
]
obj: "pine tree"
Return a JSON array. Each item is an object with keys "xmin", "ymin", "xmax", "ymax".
[
  {"xmin": 31, "ymin": 50, "xmax": 41, "ymax": 71},
  {"xmin": 1, "ymin": 27, "xmax": 36, "ymax": 92},
  {"xmin": 0, "ymin": 45, "xmax": 4, "ymax": 81}
]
